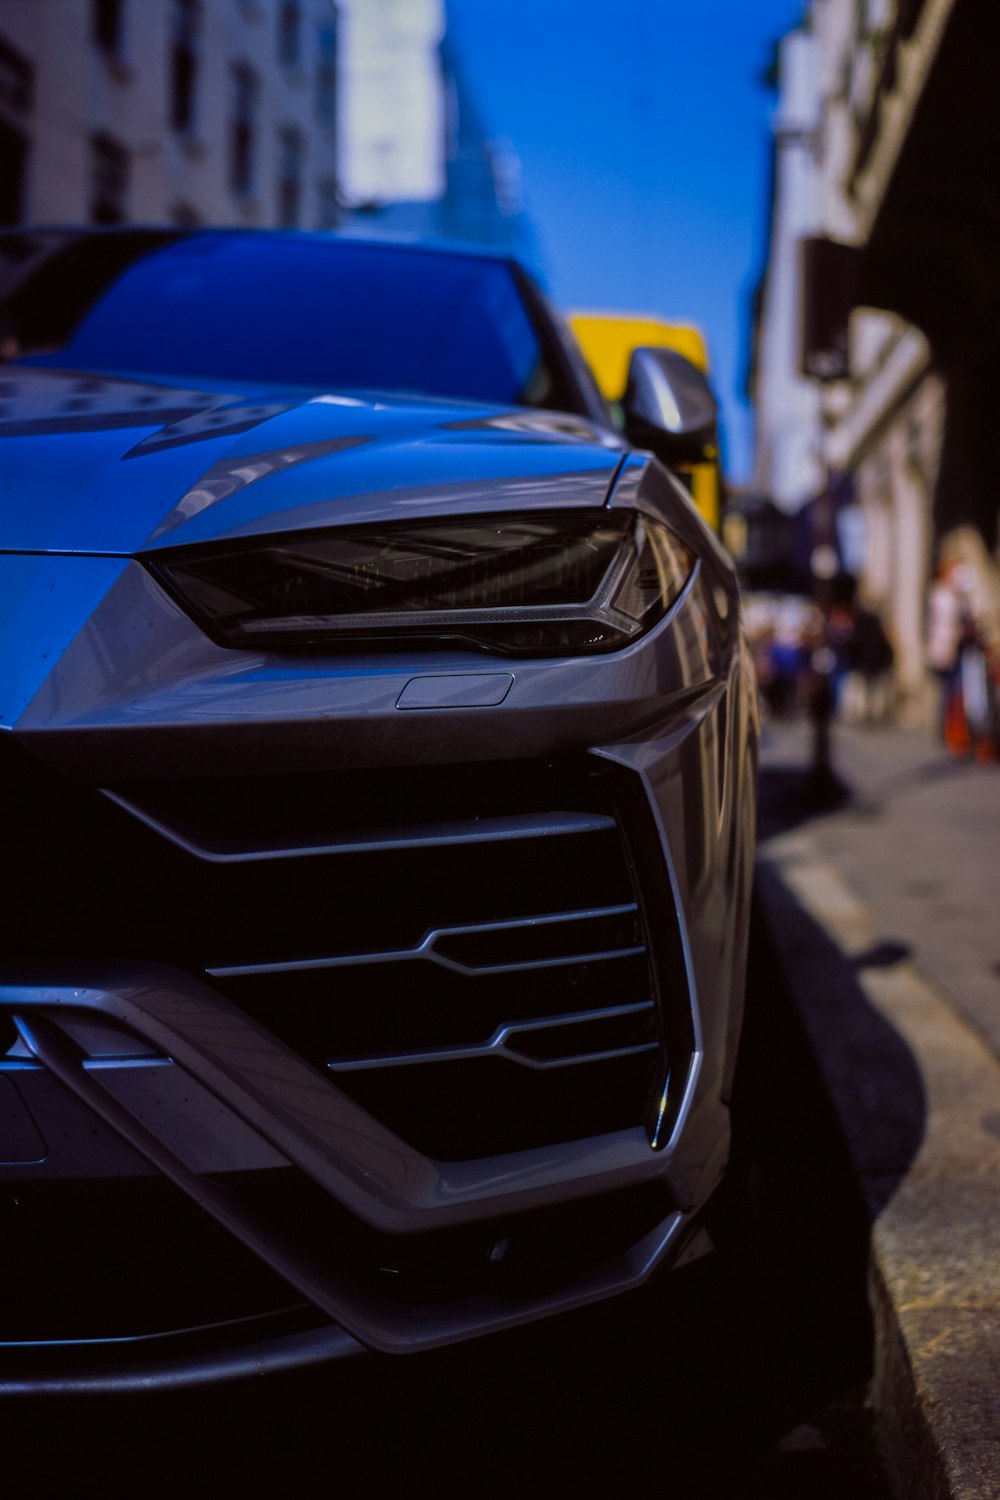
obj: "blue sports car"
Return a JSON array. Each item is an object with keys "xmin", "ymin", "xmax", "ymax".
[{"xmin": 0, "ymin": 228, "xmax": 757, "ymax": 1391}]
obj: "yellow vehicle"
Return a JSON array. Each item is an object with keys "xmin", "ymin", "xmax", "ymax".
[{"xmin": 569, "ymin": 312, "xmax": 722, "ymax": 532}]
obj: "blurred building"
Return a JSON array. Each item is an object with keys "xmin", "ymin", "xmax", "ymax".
[
  {"xmin": 335, "ymin": 0, "xmax": 539, "ymax": 267},
  {"xmin": 335, "ymin": 0, "xmax": 444, "ymax": 216},
  {"xmin": 750, "ymin": 27, "xmax": 824, "ymax": 516},
  {"xmin": 0, "ymin": 0, "xmax": 340, "ymax": 230},
  {"xmin": 751, "ymin": 0, "xmax": 1000, "ymax": 724},
  {"xmin": 0, "ymin": 0, "xmax": 538, "ymax": 263}
]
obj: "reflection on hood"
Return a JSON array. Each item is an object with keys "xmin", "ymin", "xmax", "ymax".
[
  {"xmin": 149, "ymin": 435, "xmax": 374, "ymax": 539},
  {"xmin": 0, "ymin": 367, "xmax": 627, "ymax": 556}
]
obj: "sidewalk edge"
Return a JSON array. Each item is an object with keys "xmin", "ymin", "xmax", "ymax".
[{"xmin": 755, "ymin": 839, "xmax": 1000, "ymax": 1500}]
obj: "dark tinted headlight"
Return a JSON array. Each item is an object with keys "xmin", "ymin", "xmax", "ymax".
[{"xmin": 149, "ymin": 510, "xmax": 693, "ymax": 657}]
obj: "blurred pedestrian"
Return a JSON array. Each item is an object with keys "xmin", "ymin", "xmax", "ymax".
[
  {"xmin": 768, "ymin": 607, "xmax": 809, "ymax": 718},
  {"xmin": 843, "ymin": 605, "xmax": 894, "ymax": 724},
  {"xmin": 803, "ymin": 604, "xmax": 837, "ymax": 792},
  {"xmin": 958, "ymin": 623, "xmax": 998, "ymax": 762},
  {"xmin": 927, "ymin": 559, "xmax": 966, "ymax": 752},
  {"xmin": 928, "ymin": 557, "xmax": 998, "ymax": 760},
  {"xmin": 826, "ymin": 600, "xmax": 855, "ymax": 715},
  {"xmin": 822, "ymin": 572, "xmax": 860, "ymax": 719}
]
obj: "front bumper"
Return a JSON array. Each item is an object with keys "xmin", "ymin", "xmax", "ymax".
[{"xmin": 1, "ymin": 549, "xmax": 756, "ymax": 1389}]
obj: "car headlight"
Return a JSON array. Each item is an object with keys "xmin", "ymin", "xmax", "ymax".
[{"xmin": 149, "ymin": 509, "xmax": 694, "ymax": 657}]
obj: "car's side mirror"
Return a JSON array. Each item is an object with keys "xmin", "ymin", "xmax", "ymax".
[{"xmin": 620, "ymin": 346, "xmax": 718, "ymax": 466}]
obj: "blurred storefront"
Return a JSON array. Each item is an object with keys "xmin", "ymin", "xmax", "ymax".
[{"xmin": 751, "ymin": 0, "xmax": 1000, "ymax": 726}]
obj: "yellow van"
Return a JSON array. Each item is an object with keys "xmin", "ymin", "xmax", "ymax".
[{"xmin": 569, "ymin": 312, "xmax": 721, "ymax": 532}]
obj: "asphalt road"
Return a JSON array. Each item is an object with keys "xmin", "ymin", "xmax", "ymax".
[{"xmin": 10, "ymin": 876, "xmax": 891, "ymax": 1499}]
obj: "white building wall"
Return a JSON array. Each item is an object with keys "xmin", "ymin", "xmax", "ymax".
[
  {"xmin": 812, "ymin": 0, "xmax": 860, "ymax": 244},
  {"xmin": 751, "ymin": 0, "xmax": 954, "ymax": 723},
  {"xmin": 753, "ymin": 28, "xmax": 825, "ymax": 512},
  {"xmin": 336, "ymin": 0, "xmax": 445, "ymax": 207},
  {"xmin": 2, "ymin": 0, "xmax": 91, "ymax": 222},
  {"xmin": 0, "ymin": 0, "xmax": 339, "ymax": 228},
  {"xmin": 794, "ymin": 0, "xmax": 946, "ymax": 723}
]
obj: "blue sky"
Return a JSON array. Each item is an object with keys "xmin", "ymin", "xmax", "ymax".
[{"xmin": 446, "ymin": 0, "xmax": 807, "ymax": 483}]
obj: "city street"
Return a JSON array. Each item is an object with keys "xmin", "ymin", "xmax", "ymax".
[{"xmin": 3, "ymin": 4, "xmax": 999, "ymax": 1491}]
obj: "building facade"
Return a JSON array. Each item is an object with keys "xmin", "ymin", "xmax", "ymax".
[
  {"xmin": 335, "ymin": 0, "xmax": 444, "ymax": 213},
  {"xmin": 751, "ymin": 26, "xmax": 825, "ymax": 517},
  {"xmin": 0, "ymin": 0, "xmax": 340, "ymax": 231},
  {"xmin": 0, "ymin": 0, "xmax": 539, "ymax": 269},
  {"xmin": 752, "ymin": 0, "xmax": 1000, "ymax": 724},
  {"xmin": 334, "ymin": 0, "xmax": 538, "ymax": 267}
]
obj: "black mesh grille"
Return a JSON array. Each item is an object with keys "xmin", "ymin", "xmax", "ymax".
[{"xmin": 2, "ymin": 740, "xmax": 687, "ymax": 1162}]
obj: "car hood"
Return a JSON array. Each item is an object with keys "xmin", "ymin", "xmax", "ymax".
[{"xmin": 0, "ymin": 367, "xmax": 626, "ymax": 555}]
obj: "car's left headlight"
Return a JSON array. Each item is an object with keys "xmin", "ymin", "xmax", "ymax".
[{"xmin": 148, "ymin": 509, "xmax": 694, "ymax": 657}]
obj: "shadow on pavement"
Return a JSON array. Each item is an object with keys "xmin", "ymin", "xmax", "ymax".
[
  {"xmin": 757, "ymin": 764, "xmax": 851, "ymax": 842},
  {"xmin": 852, "ymin": 940, "xmax": 912, "ymax": 971},
  {"xmin": 756, "ymin": 758, "xmax": 928, "ymax": 1221}
]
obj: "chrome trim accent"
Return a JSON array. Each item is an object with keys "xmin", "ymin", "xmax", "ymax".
[
  {"xmin": 0, "ymin": 1304, "xmax": 308, "ymax": 1351},
  {"xmin": 327, "ymin": 1001, "xmax": 658, "ymax": 1074},
  {"xmin": 100, "ymin": 796, "xmax": 617, "ymax": 864},
  {"xmin": 82, "ymin": 1055, "xmax": 170, "ymax": 1071},
  {"xmin": 208, "ymin": 902, "xmax": 642, "ymax": 979},
  {"xmin": 0, "ymin": 1323, "xmax": 364, "ymax": 1394},
  {"xmin": 594, "ymin": 740, "xmax": 707, "ymax": 1157}
]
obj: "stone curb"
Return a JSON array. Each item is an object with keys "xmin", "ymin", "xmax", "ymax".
[{"xmin": 756, "ymin": 830, "xmax": 1000, "ymax": 1500}]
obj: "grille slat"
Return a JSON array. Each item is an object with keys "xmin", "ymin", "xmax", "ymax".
[
  {"xmin": 206, "ymin": 903, "xmax": 643, "ymax": 978},
  {"xmin": 206, "ymin": 801, "xmax": 666, "ymax": 1159},
  {"xmin": 327, "ymin": 1000, "xmax": 658, "ymax": 1073},
  {"xmin": 104, "ymin": 791, "xmax": 616, "ymax": 863},
  {"xmin": 4, "ymin": 741, "xmax": 683, "ymax": 1163}
]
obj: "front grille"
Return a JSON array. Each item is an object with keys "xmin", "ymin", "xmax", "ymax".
[
  {"xmin": 205, "ymin": 797, "xmax": 663, "ymax": 1159},
  {"xmin": 3, "ymin": 743, "xmax": 685, "ymax": 1162}
]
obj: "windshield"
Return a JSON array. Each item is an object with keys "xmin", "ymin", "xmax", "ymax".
[{"xmin": 0, "ymin": 231, "xmax": 576, "ymax": 411}]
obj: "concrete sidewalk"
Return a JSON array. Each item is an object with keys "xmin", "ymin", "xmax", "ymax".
[{"xmin": 755, "ymin": 718, "xmax": 1000, "ymax": 1500}]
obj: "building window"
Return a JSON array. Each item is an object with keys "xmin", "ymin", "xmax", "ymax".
[
  {"xmin": 277, "ymin": 127, "xmax": 303, "ymax": 227},
  {"xmin": 315, "ymin": 21, "xmax": 336, "ymax": 128},
  {"xmin": 93, "ymin": 0, "xmax": 125, "ymax": 59},
  {"xmin": 0, "ymin": 119, "xmax": 29, "ymax": 227},
  {"xmin": 316, "ymin": 178, "xmax": 339, "ymax": 229},
  {"xmin": 278, "ymin": 1, "xmax": 302, "ymax": 68},
  {"xmin": 170, "ymin": 0, "xmax": 200, "ymax": 135},
  {"xmin": 0, "ymin": 38, "xmax": 32, "ymax": 228},
  {"xmin": 0, "ymin": 35, "xmax": 34, "ymax": 113},
  {"xmin": 230, "ymin": 64, "xmax": 258, "ymax": 199},
  {"xmin": 90, "ymin": 133, "xmax": 129, "ymax": 223}
]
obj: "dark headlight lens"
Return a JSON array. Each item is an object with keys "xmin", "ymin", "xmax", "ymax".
[{"xmin": 150, "ymin": 510, "xmax": 693, "ymax": 656}]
